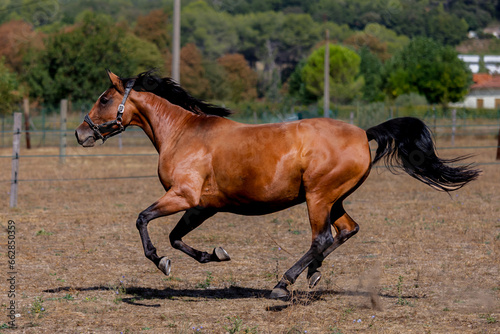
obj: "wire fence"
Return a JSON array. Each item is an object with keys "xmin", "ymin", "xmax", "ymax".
[
  {"xmin": 1, "ymin": 104, "xmax": 500, "ymax": 148},
  {"xmin": 1, "ymin": 108, "xmax": 499, "ymax": 208}
]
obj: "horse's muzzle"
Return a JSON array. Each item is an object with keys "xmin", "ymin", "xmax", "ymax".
[{"xmin": 75, "ymin": 124, "xmax": 96, "ymax": 147}]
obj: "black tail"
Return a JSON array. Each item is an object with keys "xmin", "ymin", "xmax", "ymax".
[{"xmin": 366, "ymin": 117, "xmax": 480, "ymax": 192}]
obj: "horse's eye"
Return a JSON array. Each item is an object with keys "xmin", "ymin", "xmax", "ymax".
[{"xmin": 100, "ymin": 96, "xmax": 109, "ymax": 105}]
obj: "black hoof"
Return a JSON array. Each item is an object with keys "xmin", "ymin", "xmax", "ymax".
[
  {"xmin": 270, "ymin": 286, "xmax": 290, "ymax": 300},
  {"xmin": 308, "ymin": 271, "xmax": 322, "ymax": 288},
  {"xmin": 213, "ymin": 247, "xmax": 231, "ymax": 261},
  {"xmin": 158, "ymin": 257, "xmax": 171, "ymax": 276}
]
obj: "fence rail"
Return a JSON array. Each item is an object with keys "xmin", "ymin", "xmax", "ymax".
[{"xmin": 2, "ymin": 108, "xmax": 499, "ymax": 208}]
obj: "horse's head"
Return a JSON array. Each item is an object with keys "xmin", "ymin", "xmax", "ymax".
[{"xmin": 75, "ymin": 70, "xmax": 137, "ymax": 147}]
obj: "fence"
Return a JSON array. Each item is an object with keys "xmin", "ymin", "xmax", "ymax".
[
  {"xmin": 2, "ymin": 102, "xmax": 500, "ymax": 208},
  {"xmin": 1, "ymin": 102, "xmax": 500, "ymax": 149}
]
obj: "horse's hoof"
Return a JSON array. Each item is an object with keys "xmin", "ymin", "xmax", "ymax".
[
  {"xmin": 214, "ymin": 247, "xmax": 231, "ymax": 261},
  {"xmin": 308, "ymin": 271, "xmax": 322, "ymax": 289},
  {"xmin": 158, "ymin": 257, "xmax": 171, "ymax": 276},
  {"xmin": 270, "ymin": 287, "xmax": 290, "ymax": 300}
]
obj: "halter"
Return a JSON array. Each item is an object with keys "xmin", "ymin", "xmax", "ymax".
[{"xmin": 84, "ymin": 79, "xmax": 136, "ymax": 143}]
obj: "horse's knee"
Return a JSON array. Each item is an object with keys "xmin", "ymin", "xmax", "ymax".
[{"xmin": 136, "ymin": 213, "xmax": 147, "ymax": 230}]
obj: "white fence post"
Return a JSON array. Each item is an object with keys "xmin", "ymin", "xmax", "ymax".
[
  {"xmin": 60, "ymin": 99, "xmax": 67, "ymax": 164},
  {"xmin": 10, "ymin": 113, "xmax": 21, "ymax": 208},
  {"xmin": 118, "ymin": 132, "xmax": 123, "ymax": 150},
  {"xmin": 451, "ymin": 108, "xmax": 456, "ymax": 146}
]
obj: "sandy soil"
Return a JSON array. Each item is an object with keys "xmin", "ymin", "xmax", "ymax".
[{"xmin": 0, "ymin": 136, "xmax": 498, "ymax": 333}]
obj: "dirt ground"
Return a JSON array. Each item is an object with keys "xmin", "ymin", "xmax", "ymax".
[{"xmin": 0, "ymin": 135, "xmax": 499, "ymax": 334}]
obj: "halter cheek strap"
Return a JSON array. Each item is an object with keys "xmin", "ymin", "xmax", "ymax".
[{"xmin": 84, "ymin": 79, "xmax": 136, "ymax": 143}]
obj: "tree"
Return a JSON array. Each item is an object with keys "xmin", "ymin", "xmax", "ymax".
[
  {"xmin": 344, "ymin": 33, "xmax": 390, "ymax": 61},
  {"xmin": 0, "ymin": 57, "xmax": 21, "ymax": 115},
  {"xmin": 217, "ymin": 53, "xmax": 257, "ymax": 102},
  {"xmin": 383, "ymin": 37, "xmax": 471, "ymax": 106},
  {"xmin": 425, "ymin": 7, "xmax": 468, "ymax": 46},
  {"xmin": 181, "ymin": 1, "xmax": 238, "ymax": 60},
  {"xmin": 134, "ymin": 9, "xmax": 170, "ymax": 52},
  {"xmin": 179, "ymin": 43, "xmax": 211, "ymax": 99},
  {"xmin": 23, "ymin": 11, "xmax": 163, "ymax": 106},
  {"xmin": 0, "ymin": 20, "xmax": 43, "ymax": 73},
  {"xmin": 359, "ymin": 47, "xmax": 384, "ymax": 102},
  {"xmin": 301, "ymin": 44, "xmax": 363, "ymax": 104},
  {"xmin": 287, "ymin": 59, "xmax": 317, "ymax": 104}
]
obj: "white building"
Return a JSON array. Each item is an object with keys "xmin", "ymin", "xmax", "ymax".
[
  {"xmin": 461, "ymin": 74, "xmax": 500, "ymax": 109},
  {"xmin": 458, "ymin": 54, "xmax": 500, "ymax": 74}
]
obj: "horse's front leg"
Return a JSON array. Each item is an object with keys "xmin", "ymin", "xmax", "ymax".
[
  {"xmin": 136, "ymin": 189, "xmax": 198, "ymax": 275},
  {"xmin": 169, "ymin": 207, "xmax": 231, "ymax": 263}
]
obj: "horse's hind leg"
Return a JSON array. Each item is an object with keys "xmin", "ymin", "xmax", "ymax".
[
  {"xmin": 270, "ymin": 197, "xmax": 334, "ymax": 299},
  {"xmin": 307, "ymin": 204, "xmax": 359, "ymax": 288},
  {"xmin": 169, "ymin": 207, "xmax": 231, "ymax": 263}
]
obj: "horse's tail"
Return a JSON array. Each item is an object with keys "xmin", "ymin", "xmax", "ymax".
[{"xmin": 366, "ymin": 117, "xmax": 480, "ymax": 192}]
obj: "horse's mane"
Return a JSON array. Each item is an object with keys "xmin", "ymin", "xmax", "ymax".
[{"xmin": 121, "ymin": 70, "xmax": 232, "ymax": 117}]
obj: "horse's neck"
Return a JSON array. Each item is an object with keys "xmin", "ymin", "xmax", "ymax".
[{"xmin": 134, "ymin": 94, "xmax": 197, "ymax": 152}]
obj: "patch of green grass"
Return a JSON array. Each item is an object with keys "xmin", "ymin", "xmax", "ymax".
[
  {"xmin": 30, "ymin": 297, "xmax": 45, "ymax": 315},
  {"xmin": 35, "ymin": 229, "xmax": 53, "ymax": 236},
  {"xmin": 111, "ymin": 281, "xmax": 127, "ymax": 304},
  {"xmin": 62, "ymin": 294, "xmax": 74, "ymax": 301},
  {"xmin": 162, "ymin": 276, "xmax": 182, "ymax": 282},
  {"xmin": 328, "ymin": 326, "xmax": 343, "ymax": 334},
  {"xmin": 480, "ymin": 314, "xmax": 497, "ymax": 324},
  {"xmin": 224, "ymin": 316, "xmax": 258, "ymax": 334},
  {"xmin": 196, "ymin": 272, "xmax": 214, "ymax": 289},
  {"xmin": 396, "ymin": 275, "xmax": 410, "ymax": 306}
]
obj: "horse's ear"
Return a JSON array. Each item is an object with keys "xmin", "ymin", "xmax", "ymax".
[{"xmin": 106, "ymin": 69, "xmax": 124, "ymax": 92}]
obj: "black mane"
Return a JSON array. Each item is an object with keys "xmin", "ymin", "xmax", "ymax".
[{"xmin": 122, "ymin": 71, "xmax": 232, "ymax": 117}]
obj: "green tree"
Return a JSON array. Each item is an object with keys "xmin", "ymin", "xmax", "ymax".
[
  {"xmin": 0, "ymin": 57, "xmax": 20, "ymax": 115},
  {"xmin": 181, "ymin": 1, "xmax": 238, "ymax": 60},
  {"xmin": 301, "ymin": 44, "xmax": 363, "ymax": 104},
  {"xmin": 359, "ymin": 47, "xmax": 384, "ymax": 102},
  {"xmin": 383, "ymin": 37, "xmax": 471, "ymax": 106},
  {"xmin": 287, "ymin": 59, "xmax": 316, "ymax": 104},
  {"xmin": 425, "ymin": 7, "xmax": 468, "ymax": 46},
  {"xmin": 23, "ymin": 11, "xmax": 162, "ymax": 106}
]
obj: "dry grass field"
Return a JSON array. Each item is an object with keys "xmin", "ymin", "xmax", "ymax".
[{"xmin": 0, "ymin": 135, "xmax": 499, "ymax": 333}]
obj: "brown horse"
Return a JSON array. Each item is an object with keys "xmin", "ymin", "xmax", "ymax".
[{"xmin": 75, "ymin": 71, "xmax": 479, "ymax": 299}]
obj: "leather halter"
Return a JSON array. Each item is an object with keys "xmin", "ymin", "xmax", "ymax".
[{"xmin": 84, "ymin": 79, "xmax": 135, "ymax": 143}]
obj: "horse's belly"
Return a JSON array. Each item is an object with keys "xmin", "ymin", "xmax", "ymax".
[
  {"xmin": 219, "ymin": 195, "xmax": 306, "ymax": 215},
  {"xmin": 199, "ymin": 175, "xmax": 305, "ymax": 215}
]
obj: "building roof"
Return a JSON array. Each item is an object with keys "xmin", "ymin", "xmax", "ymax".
[{"xmin": 471, "ymin": 74, "xmax": 500, "ymax": 89}]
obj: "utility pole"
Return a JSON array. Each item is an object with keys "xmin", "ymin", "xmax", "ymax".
[
  {"xmin": 172, "ymin": 0, "xmax": 181, "ymax": 83},
  {"xmin": 23, "ymin": 97, "xmax": 31, "ymax": 149},
  {"xmin": 323, "ymin": 30, "xmax": 330, "ymax": 118}
]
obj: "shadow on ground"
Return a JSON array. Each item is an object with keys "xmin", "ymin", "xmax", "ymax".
[{"xmin": 44, "ymin": 285, "xmax": 425, "ymax": 310}]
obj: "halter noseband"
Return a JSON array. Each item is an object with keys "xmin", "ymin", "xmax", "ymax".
[{"xmin": 84, "ymin": 79, "xmax": 136, "ymax": 143}]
